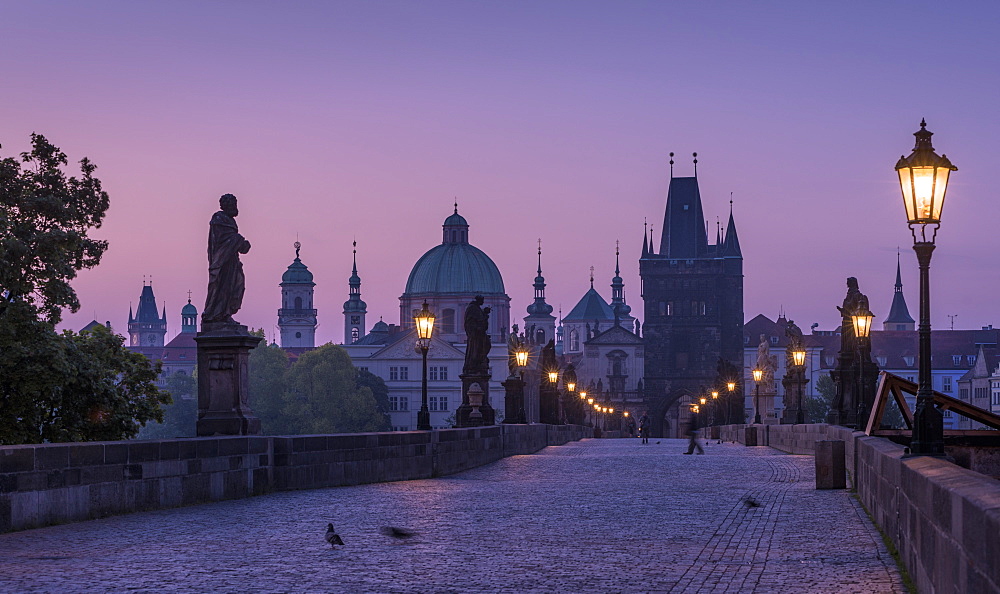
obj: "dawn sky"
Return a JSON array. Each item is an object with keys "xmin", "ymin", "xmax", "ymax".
[{"xmin": 2, "ymin": 1, "xmax": 998, "ymax": 342}]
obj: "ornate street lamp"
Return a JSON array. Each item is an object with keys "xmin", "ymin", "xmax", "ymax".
[
  {"xmin": 791, "ymin": 348, "xmax": 807, "ymax": 424},
  {"xmin": 414, "ymin": 302, "xmax": 436, "ymax": 431},
  {"xmin": 514, "ymin": 347, "xmax": 529, "ymax": 370},
  {"xmin": 752, "ymin": 368, "xmax": 764, "ymax": 424},
  {"xmin": 547, "ymin": 370, "xmax": 559, "ymax": 384},
  {"xmin": 897, "ymin": 120, "xmax": 956, "ymax": 456},
  {"xmin": 851, "ymin": 308, "xmax": 875, "ymax": 340},
  {"xmin": 791, "ymin": 350, "xmax": 806, "ymax": 368}
]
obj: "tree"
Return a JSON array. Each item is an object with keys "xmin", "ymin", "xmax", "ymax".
[
  {"xmin": 282, "ymin": 344, "xmax": 389, "ymax": 434},
  {"xmin": 0, "ymin": 134, "xmax": 109, "ymax": 324},
  {"xmin": 355, "ymin": 368, "xmax": 391, "ymax": 427},
  {"xmin": 247, "ymin": 338, "xmax": 291, "ymax": 434},
  {"xmin": 136, "ymin": 372, "xmax": 197, "ymax": 439},
  {"xmin": 807, "ymin": 374, "xmax": 836, "ymax": 423},
  {"xmin": 0, "ymin": 135, "xmax": 166, "ymax": 444}
]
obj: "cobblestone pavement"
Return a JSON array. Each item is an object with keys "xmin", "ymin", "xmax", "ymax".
[{"xmin": 0, "ymin": 439, "xmax": 905, "ymax": 593}]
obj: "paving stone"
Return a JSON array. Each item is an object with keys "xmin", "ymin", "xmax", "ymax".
[{"xmin": 0, "ymin": 439, "xmax": 904, "ymax": 593}]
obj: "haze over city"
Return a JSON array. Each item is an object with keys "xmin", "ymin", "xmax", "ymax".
[{"xmin": 2, "ymin": 1, "xmax": 997, "ymax": 341}]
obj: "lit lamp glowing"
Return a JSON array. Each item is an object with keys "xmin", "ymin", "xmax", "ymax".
[
  {"xmin": 896, "ymin": 120, "xmax": 956, "ymax": 457},
  {"xmin": 792, "ymin": 349, "xmax": 807, "ymax": 367},
  {"xmin": 852, "ymin": 308, "xmax": 874, "ymax": 340},
  {"xmin": 711, "ymin": 391, "xmax": 719, "ymax": 399},
  {"xmin": 700, "ymin": 397, "xmax": 707, "ymax": 406},
  {"xmin": 580, "ymin": 390, "xmax": 588, "ymax": 400},
  {"xmin": 547, "ymin": 370, "xmax": 559, "ymax": 384},
  {"xmin": 752, "ymin": 367, "xmax": 763, "ymax": 424},
  {"xmin": 514, "ymin": 347, "xmax": 529, "ymax": 370},
  {"xmin": 567, "ymin": 382, "xmax": 576, "ymax": 392},
  {"xmin": 414, "ymin": 302, "xmax": 436, "ymax": 431}
]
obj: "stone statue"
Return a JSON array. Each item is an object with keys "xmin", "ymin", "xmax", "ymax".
[
  {"xmin": 507, "ymin": 325, "xmax": 523, "ymax": 377},
  {"xmin": 541, "ymin": 339, "xmax": 557, "ymax": 376},
  {"xmin": 463, "ymin": 295, "xmax": 492, "ymax": 375},
  {"xmin": 785, "ymin": 319, "xmax": 804, "ymax": 364},
  {"xmin": 837, "ymin": 277, "xmax": 869, "ymax": 349},
  {"xmin": 203, "ymin": 194, "xmax": 251, "ymax": 327},
  {"xmin": 756, "ymin": 333, "xmax": 777, "ymax": 394}
]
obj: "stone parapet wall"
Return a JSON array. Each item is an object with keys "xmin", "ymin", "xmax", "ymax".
[
  {"xmin": 0, "ymin": 424, "xmax": 592, "ymax": 534},
  {"xmin": 718, "ymin": 422, "xmax": 1000, "ymax": 593}
]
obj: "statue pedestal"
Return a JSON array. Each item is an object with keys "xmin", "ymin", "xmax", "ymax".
[
  {"xmin": 539, "ymin": 384, "xmax": 561, "ymax": 425},
  {"xmin": 501, "ymin": 375, "xmax": 526, "ymax": 424},
  {"xmin": 456, "ymin": 373, "xmax": 494, "ymax": 427},
  {"xmin": 195, "ymin": 326, "xmax": 262, "ymax": 436}
]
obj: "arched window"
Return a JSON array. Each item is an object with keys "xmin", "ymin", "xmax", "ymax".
[
  {"xmin": 294, "ymin": 296, "xmax": 303, "ymax": 310},
  {"xmin": 569, "ymin": 329, "xmax": 579, "ymax": 352},
  {"xmin": 535, "ymin": 329, "xmax": 545, "ymax": 344},
  {"xmin": 351, "ymin": 328, "xmax": 360, "ymax": 342}
]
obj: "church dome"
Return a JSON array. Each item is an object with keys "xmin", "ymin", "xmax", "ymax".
[
  {"xmin": 282, "ymin": 258, "xmax": 313, "ymax": 284},
  {"xmin": 405, "ymin": 243, "xmax": 505, "ymax": 295},
  {"xmin": 181, "ymin": 301, "xmax": 198, "ymax": 316},
  {"xmin": 403, "ymin": 207, "xmax": 504, "ymax": 295}
]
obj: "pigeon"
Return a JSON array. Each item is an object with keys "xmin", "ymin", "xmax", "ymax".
[
  {"xmin": 743, "ymin": 496, "xmax": 761, "ymax": 508},
  {"xmin": 325, "ymin": 523, "xmax": 345, "ymax": 546},
  {"xmin": 655, "ymin": 441, "xmax": 661, "ymax": 444},
  {"xmin": 381, "ymin": 526, "xmax": 417, "ymax": 540}
]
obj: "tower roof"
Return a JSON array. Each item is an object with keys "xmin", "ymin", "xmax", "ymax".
[
  {"xmin": 282, "ymin": 241, "xmax": 315, "ymax": 285},
  {"xmin": 884, "ymin": 256, "xmax": 915, "ymax": 325},
  {"xmin": 722, "ymin": 205, "xmax": 742, "ymax": 257},
  {"xmin": 131, "ymin": 284, "xmax": 165, "ymax": 323},
  {"xmin": 659, "ymin": 176, "xmax": 708, "ymax": 258},
  {"xmin": 564, "ymin": 288, "xmax": 615, "ymax": 322}
]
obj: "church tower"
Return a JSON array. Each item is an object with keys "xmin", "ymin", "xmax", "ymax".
[
  {"xmin": 181, "ymin": 293, "xmax": 198, "ymax": 334},
  {"xmin": 639, "ymin": 153, "xmax": 744, "ymax": 437},
  {"xmin": 609, "ymin": 241, "xmax": 635, "ymax": 329},
  {"xmin": 278, "ymin": 241, "xmax": 317, "ymax": 349},
  {"xmin": 523, "ymin": 240, "xmax": 556, "ymax": 345},
  {"xmin": 128, "ymin": 282, "xmax": 167, "ymax": 347},
  {"xmin": 883, "ymin": 253, "xmax": 915, "ymax": 331},
  {"xmin": 343, "ymin": 241, "xmax": 367, "ymax": 344}
]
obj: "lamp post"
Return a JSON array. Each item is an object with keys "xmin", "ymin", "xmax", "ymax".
[
  {"xmin": 414, "ymin": 302, "xmax": 436, "ymax": 431},
  {"xmin": 726, "ymin": 381, "xmax": 736, "ymax": 425},
  {"xmin": 851, "ymin": 306, "xmax": 875, "ymax": 426},
  {"xmin": 502, "ymin": 344, "xmax": 529, "ymax": 425},
  {"xmin": 896, "ymin": 120, "xmax": 956, "ymax": 456},
  {"xmin": 752, "ymin": 368, "xmax": 763, "ymax": 424},
  {"xmin": 791, "ymin": 348, "xmax": 807, "ymax": 424}
]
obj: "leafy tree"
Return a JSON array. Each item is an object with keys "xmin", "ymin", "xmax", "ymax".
[
  {"xmin": 282, "ymin": 344, "xmax": 389, "ymax": 434},
  {"xmin": 0, "ymin": 135, "xmax": 166, "ymax": 444},
  {"xmin": 356, "ymin": 368, "xmax": 391, "ymax": 427},
  {"xmin": 136, "ymin": 372, "xmax": 197, "ymax": 439},
  {"xmin": 807, "ymin": 373, "xmax": 836, "ymax": 423},
  {"xmin": 0, "ymin": 134, "xmax": 109, "ymax": 324},
  {"xmin": 247, "ymin": 338, "xmax": 291, "ymax": 434}
]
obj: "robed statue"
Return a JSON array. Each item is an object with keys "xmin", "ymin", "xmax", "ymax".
[
  {"xmin": 203, "ymin": 194, "xmax": 251, "ymax": 326},
  {"xmin": 463, "ymin": 295, "xmax": 492, "ymax": 375}
]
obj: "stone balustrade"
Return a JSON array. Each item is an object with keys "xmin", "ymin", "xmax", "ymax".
[{"xmin": 0, "ymin": 424, "xmax": 591, "ymax": 534}]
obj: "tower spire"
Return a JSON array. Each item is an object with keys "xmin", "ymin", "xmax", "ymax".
[
  {"xmin": 611, "ymin": 240, "xmax": 630, "ymax": 323},
  {"xmin": 590, "ymin": 266, "xmax": 595, "ymax": 289},
  {"xmin": 883, "ymin": 250, "xmax": 915, "ymax": 331}
]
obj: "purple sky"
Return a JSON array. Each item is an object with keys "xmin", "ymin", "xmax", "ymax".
[{"xmin": 3, "ymin": 2, "xmax": 998, "ymax": 342}]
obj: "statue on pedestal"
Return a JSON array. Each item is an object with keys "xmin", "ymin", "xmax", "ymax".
[
  {"xmin": 463, "ymin": 295, "xmax": 492, "ymax": 375},
  {"xmin": 203, "ymin": 194, "xmax": 251, "ymax": 329}
]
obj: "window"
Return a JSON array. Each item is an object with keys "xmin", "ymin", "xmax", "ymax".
[
  {"xmin": 441, "ymin": 309, "xmax": 456, "ymax": 334},
  {"xmin": 968, "ymin": 355, "xmax": 976, "ymax": 365},
  {"xmin": 993, "ymin": 391, "xmax": 1000, "ymax": 406},
  {"xmin": 429, "ymin": 366, "xmax": 448, "ymax": 381},
  {"xmin": 770, "ymin": 336, "xmax": 779, "ymax": 345},
  {"xmin": 953, "ymin": 355, "xmax": 962, "ymax": 366},
  {"xmin": 430, "ymin": 395, "xmax": 448, "ymax": 411},
  {"xmin": 877, "ymin": 356, "xmax": 887, "ymax": 367},
  {"xmin": 294, "ymin": 296, "xmax": 303, "ymax": 310},
  {"xmin": 295, "ymin": 332, "xmax": 302, "ymax": 339},
  {"xmin": 390, "ymin": 395, "xmax": 405, "ymax": 411},
  {"xmin": 942, "ymin": 376, "xmax": 952, "ymax": 392},
  {"xmin": 351, "ymin": 316, "xmax": 360, "ymax": 324},
  {"xmin": 943, "ymin": 410, "xmax": 953, "ymax": 418},
  {"xmin": 357, "ymin": 366, "xmax": 368, "ymax": 372},
  {"xmin": 960, "ymin": 388, "xmax": 969, "ymax": 400},
  {"xmin": 903, "ymin": 356, "xmax": 915, "ymax": 367},
  {"xmin": 569, "ymin": 330, "xmax": 580, "ymax": 352},
  {"xmin": 351, "ymin": 328, "xmax": 359, "ymax": 342},
  {"xmin": 390, "ymin": 366, "xmax": 409, "ymax": 381},
  {"xmin": 429, "ymin": 367, "xmax": 438, "ymax": 381}
]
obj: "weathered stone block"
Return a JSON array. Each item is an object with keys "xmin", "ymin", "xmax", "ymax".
[
  {"xmin": 195, "ymin": 439, "xmax": 220, "ymax": 459},
  {"xmin": 815, "ymin": 440, "xmax": 846, "ymax": 489},
  {"xmin": 158, "ymin": 440, "xmax": 180, "ymax": 460},
  {"xmin": 36, "ymin": 446, "xmax": 69, "ymax": 470},
  {"xmin": 127, "ymin": 442, "xmax": 160, "ymax": 463},
  {"xmin": 69, "ymin": 444, "xmax": 105, "ymax": 467},
  {"xmin": 218, "ymin": 437, "xmax": 249, "ymax": 456},
  {"xmin": 0, "ymin": 447, "xmax": 34, "ymax": 473},
  {"xmin": 178, "ymin": 440, "xmax": 199, "ymax": 460}
]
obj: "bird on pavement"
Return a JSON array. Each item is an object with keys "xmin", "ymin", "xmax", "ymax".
[
  {"xmin": 325, "ymin": 523, "xmax": 345, "ymax": 546},
  {"xmin": 743, "ymin": 496, "xmax": 761, "ymax": 508},
  {"xmin": 381, "ymin": 526, "xmax": 417, "ymax": 540}
]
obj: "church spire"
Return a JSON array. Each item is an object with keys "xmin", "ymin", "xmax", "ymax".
[
  {"xmin": 722, "ymin": 199, "xmax": 742, "ymax": 257},
  {"xmin": 526, "ymin": 239, "xmax": 554, "ymax": 318},
  {"xmin": 610, "ymin": 240, "xmax": 631, "ymax": 323},
  {"xmin": 343, "ymin": 240, "xmax": 367, "ymax": 343},
  {"xmin": 883, "ymin": 251, "xmax": 915, "ymax": 331}
]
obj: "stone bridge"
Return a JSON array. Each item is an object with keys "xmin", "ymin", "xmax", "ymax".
[{"xmin": 1, "ymin": 424, "xmax": 998, "ymax": 592}]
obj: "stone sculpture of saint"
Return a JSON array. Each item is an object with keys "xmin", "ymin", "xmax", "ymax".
[
  {"xmin": 507, "ymin": 324, "xmax": 522, "ymax": 377},
  {"xmin": 203, "ymin": 194, "xmax": 251, "ymax": 326},
  {"xmin": 785, "ymin": 319, "xmax": 804, "ymax": 366},
  {"xmin": 541, "ymin": 339, "xmax": 557, "ymax": 378},
  {"xmin": 756, "ymin": 333, "xmax": 777, "ymax": 394},
  {"xmin": 837, "ymin": 277, "xmax": 869, "ymax": 351},
  {"xmin": 463, "ymin": 295, "xmax": 492, "ymax": 375}
]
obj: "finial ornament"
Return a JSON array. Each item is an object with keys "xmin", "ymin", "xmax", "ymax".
[
  {"xmin": 294, "ymin": 241, "xmax": 301, "ymax": 259},
  {"xmin": 669, "ymin": 152, "xmax": 674, "ymax": 177},
  {"xmin": 590, "ymin": 266, "xmax": 595, "ymax": 289},
  {"xmin": 187, "ymin": 289, "xmax": 193, "ymax": 304},
  {"xmin": 454, "ymin": 198, "xmax": 458, "ymax": 214},
  {"xmin": 693, "ymin": 152, "xmax": 698, "ymax": 177}
]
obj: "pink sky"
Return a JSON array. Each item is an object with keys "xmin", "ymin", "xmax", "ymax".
[{"xmin": 3, "ymin": 2, "xmax": 998, "ymax": 342}]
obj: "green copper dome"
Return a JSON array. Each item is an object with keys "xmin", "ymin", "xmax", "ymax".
[
  {"xmin": 404, "ymin": 208, "xmax": 504, "ymax": 295},
  {"xmin": 282, "ymin": 258, "xmax": 314, "ymax": 284}
]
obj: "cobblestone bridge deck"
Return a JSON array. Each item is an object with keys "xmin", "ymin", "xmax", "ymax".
[{"xmin": 0, "ymin": 439, "xmax": 904, "ymax": 593}]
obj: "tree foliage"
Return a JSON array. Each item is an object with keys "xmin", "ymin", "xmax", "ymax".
[
  {"xmin": 807, "ymin": 373, "xmax": 836, "ymax": 423},
  {"xmin": 0, "ymin": 135, "xmax": 166, "ymax": 444},
  {"xmin": 247, "ymin": 341, "xmax": 390, "ymax": 435},
  {"xmin": 0, "ymin": 134, "xmax": 109, "ymax": 324},
  {"xmin": 136, "ymin": 372, "xmax": 198, "ymax": 439}
]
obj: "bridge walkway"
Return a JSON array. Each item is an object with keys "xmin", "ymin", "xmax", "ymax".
[{"xmin": 0, "ymin": 438, "xmax": 904, "ymax": 592}]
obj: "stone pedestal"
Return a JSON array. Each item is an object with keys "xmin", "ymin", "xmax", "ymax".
[
  {"xmin": 539, "ymin": 384, "xmax": 560, "ymax": 425},
  {"xmin": 781, "ymin": 371, "xmax": 809, "ymax": 425},
  {"xmin": 502, "ymin": 376, "xmax": 526, "ymax": 424},
  {"xmin": 456, "ymin": 373, "xmax": 494, "ymax": 427},
  {"xmin": 195, "ymin": 326, "xmax": 263, "ymax": 436}
]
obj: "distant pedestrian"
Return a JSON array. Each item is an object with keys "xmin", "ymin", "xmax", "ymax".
[
  {"xmin": 639, "ymin": 412, "xmax": 650, "ymax": 444},
  {"xmin": 684, "ymin": 417, "xmax": 704, "ymax": 455}
]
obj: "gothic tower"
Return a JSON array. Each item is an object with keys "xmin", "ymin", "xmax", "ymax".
[
  {"xmin": 278, "ymin": 241, "xmax": 317, "ymax": 349},
  {"xmin": 639, "ymin": 153, "xmax": 744, "ymax": 437},
  {"xmin": 523, "ymin": 240, "xmax": 556, "ymax": 345},
  {"xmin": 343, "ymin": 241, "xmax": 368, "ymax": 344},
  {"xmin": 128, "ymin": 282, "xmax": 167, "ymax": 347}
]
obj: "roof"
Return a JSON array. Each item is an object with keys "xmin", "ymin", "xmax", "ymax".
[
  {"xmin": 884, "ymin": 260, "xmax": 915, "ymax": 325},
  {"xmin": 404, "ymin": 242, "xmax": 505, "ymax": 295},
  {"xmin": 659, "ymin": 177, "xmax": 707, "ymax": 259},
  {"xmin": 131, "ymin": 285, "xmax": 164, "ymax": 323},
  {"xmin": 282, "ymin": 257, "xmax": 314, "ymax": 284},
  {"xmin": 564, "ymin": 288, "xmax": 615, "ymax": 322},
  {"xmin": 586, "ymin": 324, "xmax": 642, "ymax": 345}
]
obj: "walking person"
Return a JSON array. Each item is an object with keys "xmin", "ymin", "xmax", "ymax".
[
  {"xmin": 684, "ymin": 412, "xmax": 704, "ymax": 455},
  {"xmin": 639, "ymin": 412, "xmax": 650, "ymax": 444}
]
